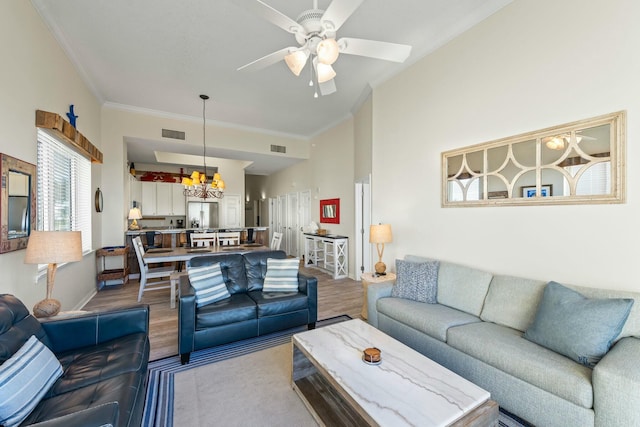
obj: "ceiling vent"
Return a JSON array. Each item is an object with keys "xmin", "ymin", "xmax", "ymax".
[
  {"xmin": 162, "ymin": 128, "xmax": 186, "ymax": 140},
  {"xmin": 270, "ymin": 144, "xmax": 287, "ymax": 153}
]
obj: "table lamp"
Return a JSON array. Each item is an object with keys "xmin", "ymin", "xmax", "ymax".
[
  {"xmin": 24, "ymin": 231, "xmax": 83, "ymax": 318},
  {"xmin": 370, "ymin": 224, "xmax": 393, "ymax": 275},
  {"xmin": 128, "ymin": 207, "xmax": 142, "ymax": 230}
]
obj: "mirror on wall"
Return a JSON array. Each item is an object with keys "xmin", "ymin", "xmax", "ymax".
[
  {"xmin": 442, "ymin": 111, "xmax": 625, "ymax": 207},
  {"xmin": 1, "ymin": 154, "xmax": 36, "ymax": 253},
  {"xmin": 320, "ymin": 198, "xmax": 340, "ymax": 224}
]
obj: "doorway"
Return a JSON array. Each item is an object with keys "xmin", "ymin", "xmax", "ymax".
[{"xmin": 355, "ymin": 176, "xmax": 372, "ymax": 280}]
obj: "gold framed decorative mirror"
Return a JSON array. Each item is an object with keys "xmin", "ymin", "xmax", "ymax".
[{"xmin": 442, "ymin": 111, "xmax": 625, "ymax": 207}]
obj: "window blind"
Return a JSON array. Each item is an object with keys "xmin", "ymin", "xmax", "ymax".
[
  {"xmin": 564, "ymin": 162, "xmax": 611, "ymax": 196},
  {"xmin": 37, "ymin": 129, "xmax": 92, "ymax": 253}
]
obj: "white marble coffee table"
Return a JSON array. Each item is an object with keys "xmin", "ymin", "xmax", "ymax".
[{"xmin": 292, "ymin": 319, "xmax": 498, "ymax": 427}]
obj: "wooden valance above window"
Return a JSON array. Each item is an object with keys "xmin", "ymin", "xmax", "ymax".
[{"xmin": 35, "ymin": 110, "xmax": 103, "ymax": 163}]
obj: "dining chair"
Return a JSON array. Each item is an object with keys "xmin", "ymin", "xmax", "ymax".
[
  {"xmin": 132, "ymin": 236, "xmax": 177, "ymax": 306},
  {"xmin": 218, "ymin": 231, "xmax": 241, "ymax": 246},
  {"xmin": 144, "ymin": 231, "xmax": 161, "ymax": 249},
  {"xmin": 270, "ymin": 232, "xmax": 283, "ymax": 250},
  {"xmin": 190, "ymin": 232, "xmax": 217, "ymax": 247}
]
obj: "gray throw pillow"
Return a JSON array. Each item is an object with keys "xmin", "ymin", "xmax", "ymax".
[
  {"xmin": 391, "ymin": 259, "xmax": 439, "ymax": 303},
  {"xmin": 524, "ymin": 281, "xmax": 634, "ymax": 368}
]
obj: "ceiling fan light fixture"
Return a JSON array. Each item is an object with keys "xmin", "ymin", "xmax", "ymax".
[
  {"xmin": 316, "ymin": 38, "xmax": 339, "ymax": 65},
  {"xmin": 316, "ymin": 62, "xmax": 336, "ymax": 83},
  {"xmin": 284, "ymin": 50, "xmax": 308, "ymax": 76},
  {"xmin": 545, "ymin": 136, "xmax": 565, "ymax": 150}
]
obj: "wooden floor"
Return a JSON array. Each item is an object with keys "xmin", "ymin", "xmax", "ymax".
[{"xmin": 84, "ymin": 266, "xmax": 364, "ymax": 361}]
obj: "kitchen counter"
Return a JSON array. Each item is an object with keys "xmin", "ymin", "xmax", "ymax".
[{"xmin": 125, "ymin": 226, "xmax": 268, "ymax": 235}]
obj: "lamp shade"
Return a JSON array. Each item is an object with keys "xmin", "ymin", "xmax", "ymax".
[
  {"xmin": 317, "ymin": 38, "xmax": 340, "ymax": 65},
  {"xmin": 285, "ymin": 50, "xmax": 309, "ymax": 76},
  {"xmin": 369, "ymin": 224, "xmax": 392, "ymax": 244},
  {"xmin": 24, "ymin": 231, "xmax": 82, "ymax": 265},
  {"xmin": 128, "ymin": 207, "xmax": 142, "ymax": 220}
]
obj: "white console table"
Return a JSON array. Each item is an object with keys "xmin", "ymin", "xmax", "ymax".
[{"xmin": 303, "ymin": 233, "xmax": 348, "ymax": 279}]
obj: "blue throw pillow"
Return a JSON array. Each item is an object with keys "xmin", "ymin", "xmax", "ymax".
[
  {"xmin": 524, "ymin": 281, "xmax": 634, "ymax": 367},
  {"xmin": 0, "ymin": 335, "xmax": 63, "ymax": 427},
  {"xmin": 187, "ymin": 262, "xmax": 231, "ymax": 307},
  {"xmin": 392, "ymin": 259, "xmax": 439, "ymax": 303},
  {"xmin": 263, "ymin": 258, "xmax": 300, "ymax": 292}
]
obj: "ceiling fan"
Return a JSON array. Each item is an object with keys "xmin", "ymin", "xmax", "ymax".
[{"xmin": 237, "ymin": 0, "xmax": 412, "ymax": 97}]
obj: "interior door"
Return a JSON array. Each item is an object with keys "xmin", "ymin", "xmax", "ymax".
[
  {"xmin": 298, "ymin": 190, "xmax": 311, "ymax": 260},
  {"xmin": 287, "ymin": 192, "xmax": 299, "ymax": 257},
  {"xmin": 278, "ymin": 194, "xmax": 287, "ymax": 253}
]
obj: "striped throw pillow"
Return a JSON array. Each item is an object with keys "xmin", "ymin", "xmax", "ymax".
[
  {"xmin": 263, "ymin": 258, "xmax": 300, "ymax": 292},
  {"xmin": 187, "ymin": 262, "xmax": 231, "ymax": 307},
  {"xmin": 0, "ymin": 335, "xmax": 63, "ymax": 427}
]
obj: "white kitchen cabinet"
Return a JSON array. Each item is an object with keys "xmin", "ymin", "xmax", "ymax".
[
  {"xmin": 141, "ymin": 181, "xmax": 157, "ymax": 216},
  {"xmin": 156, "ymin": 182, "xmax": 173, "ymax": 215},
  {"xmin": 172, "ymin": 184, "xmax": 186, "ymax": 215},
  {"xmin": 140, "ymin": 181, "xmax": 185, "ymax": 216}
]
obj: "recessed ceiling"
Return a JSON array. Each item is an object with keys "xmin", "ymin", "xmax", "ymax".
[{"xmin": 32, "ymin": 0, "xmax": 512, "ymax": 174}]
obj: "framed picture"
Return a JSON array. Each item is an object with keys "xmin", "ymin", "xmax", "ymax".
[
  {"xmin": 320, "ymin": 198, "xmax": 340, "ymax": 224},
  {"xmin": 521, "ymin": 185, "xmax": 553, "ymax": 198}
]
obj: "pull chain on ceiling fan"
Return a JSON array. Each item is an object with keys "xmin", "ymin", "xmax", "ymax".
[{"xmin": 237, "ymin": 0, "xmax": 412, "ymax": 97}]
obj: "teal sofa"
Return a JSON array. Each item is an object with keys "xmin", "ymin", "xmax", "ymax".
[{"xmin": 367, "ymin": 255, "xmax": 640, "ymax": 427}]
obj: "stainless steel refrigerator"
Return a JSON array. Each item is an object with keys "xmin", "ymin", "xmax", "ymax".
[{"xmin": 187, "ymin": 201, "xmax": 219, "ymax": 229}]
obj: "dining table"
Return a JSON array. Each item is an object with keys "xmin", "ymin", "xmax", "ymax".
[{"xmin": 143, "ymin": 243, "xmax": 271, "ymax": 264}]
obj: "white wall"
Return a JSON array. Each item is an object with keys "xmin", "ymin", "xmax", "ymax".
[
  {"xmin": 372, "ymin": 0, "xmax": 640, "ymax": 291},
  {"xmin": 0, "ymin": 1, "xmax": 102, "ymax": 309},
  {"xmin": 266, "ymin": 118, "xmax": 357, "ymax": 277},
  {"xmin": 100, "ymin": 106, "xmax": 309, "ymax": 246}
]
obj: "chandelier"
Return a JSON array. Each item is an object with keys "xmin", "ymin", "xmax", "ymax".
[{"xmin": 182, "ymin": 94, "xmax": 225, "ymax": 199}]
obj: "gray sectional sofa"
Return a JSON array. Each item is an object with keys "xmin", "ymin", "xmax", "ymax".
[{"xmin": 367, "ymin": 255, "xmax": 640, "ymax": 427}]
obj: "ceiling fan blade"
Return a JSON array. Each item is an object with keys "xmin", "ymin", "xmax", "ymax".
[
  {"xmin": 237, "ymin": 47, "xmax": 295, "ymax": 72},
  {"xmin": 338, "ymin": 37, "xmax": 412, "ymax": 62},
  {"xmin": 319, "ymin": 78, "xmax": 337, "ymax": 96},
  {"xmin": 321, "ymin": 0, "xmax": 364, "ymax": 32},
  {"xmin": 238, "ymin": 0, "xmax": 304, "ymax": 34}
]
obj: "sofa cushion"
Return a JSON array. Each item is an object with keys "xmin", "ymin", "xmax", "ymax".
[
  {"xmin": 188, "ymin": 254, "xmax": 248, "ymax": 295},
  {"xmin": 249, "ymin": 291, "xmax": 308, "ymax": 317},
  {"xmin": 188, "ymin": 262, "xmax": 231, "ymax": 307},
  {"xmin": 480, "ymin": 274, "xmax": 546, "ymax": 332},
  {"xmin": 566, "ymin": 284, "xmax": 640, "ymax": 341},
  {"xmin": 52, "ymin": 332, "xmax": 149, "ymax": 396},
  {"xmin": 437, "ymin": 261, "xmax": 493, "ymax": 316},
  {"xmin": 195, "ymin": 293, "xmax": 257, "ymax": 329},
  {"xmin": 0, "ymin": 335, "xmax": 63, "ymax": 427},
  {"xmin": 0, "ymin": 294, "xmax": 51, "ymax": 363},
  {"xmin": 447, "ymin": 322, "xmax": 594, "ymax": 409},
  {"xmin": 22, "ymin": 371, "xmax": 144, "ymax": 427},
  {"xmin": 376, "ymin": 298, "xmax": 481, "ymax": 342},
  {"xmin": 392, "ymin": 259, "xmax": 439, "ymax": 303},
  {"xmin": 524, "ymin": 281, "xmax": 633, "ymax": 367},
  {"xmin": 243, "ymin": 250, "xmax": 287, "ymax": 291},
  {"xmin": 263, "ymin": 258, "xmax": 300, "ymax": 292}
]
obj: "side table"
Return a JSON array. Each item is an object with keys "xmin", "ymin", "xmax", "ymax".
[
  {"xmin": 96, "ymin": 246, "xmax": 130, "ymax": 289},
  {"xmin": 361, "ymin": 272, "xmax": 396, "ymax": 320}
]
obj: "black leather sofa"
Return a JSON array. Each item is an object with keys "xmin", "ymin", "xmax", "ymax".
[
  {"xmin": 178, "ymin": 250, "xmax": 317, "ymax": 364},
  {"xmin": 0, "ymin": 294, "xmax": 149, "ymax": 427}
]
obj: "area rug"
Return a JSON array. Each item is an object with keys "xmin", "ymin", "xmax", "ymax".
[{"xmin": 142, "ymin": 316, "xmax": 530, "ymax": 427}]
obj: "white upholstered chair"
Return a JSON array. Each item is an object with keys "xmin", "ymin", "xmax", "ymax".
[
  {"xmin": 270, "ymin": 232, "xmax": 283, "ymax": 250},
  {"xmin": 132, "ymin": 236, "xmax": 176, "ymax": 305}
]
